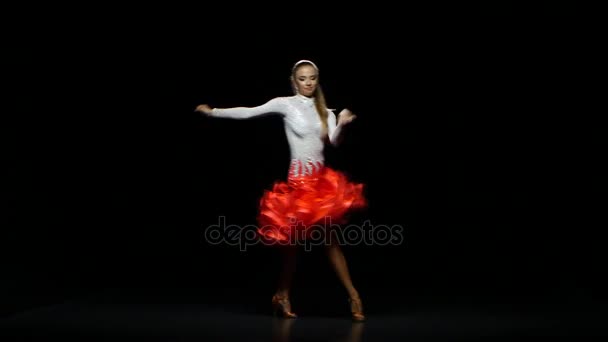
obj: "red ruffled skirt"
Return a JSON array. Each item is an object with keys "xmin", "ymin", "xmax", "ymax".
[{"xmin": 257, "ymin": 164, "xmax": 367, "ymax": 243}]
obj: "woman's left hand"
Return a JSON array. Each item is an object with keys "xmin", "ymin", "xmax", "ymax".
[{"xmin": 338, "ymin": 109, "xmax": 357, "ymax": 125}]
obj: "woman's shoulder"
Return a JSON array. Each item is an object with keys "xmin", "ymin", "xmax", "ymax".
[
  {"xmin": 265, "ymin": 96, "xmax": 293, "ymax": 105},
  {"xmin": 276, "ymin": 95, "xmax": 301, "ymax": 101}
]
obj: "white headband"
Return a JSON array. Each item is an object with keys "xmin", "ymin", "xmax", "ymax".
[{"xmin": 292, "ymin": 59, "xmax": 319, "ymax": 72}]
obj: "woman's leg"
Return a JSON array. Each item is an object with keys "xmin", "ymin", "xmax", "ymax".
[
  {"xmin": 326, "ymin": 238, "xmax": 365, "ymax": 320},
  {"xmin": 275, "ymin": 245, "xmax": 297, "ymax": 298},
  {"xmin": 273, "ymin": 245, "xmax": 298, "ymax": 318},
  {"xmin": 325, "ymin": 238, "xmax": 360, "ymax": 299}
]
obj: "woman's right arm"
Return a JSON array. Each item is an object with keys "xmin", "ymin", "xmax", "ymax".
[{"xmin": 195, "ymin": 97, "xmax": 287, "ymax": 119}]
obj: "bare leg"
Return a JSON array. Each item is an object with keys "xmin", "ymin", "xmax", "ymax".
[
  {"xmin": 275, "ymin": 245, "xmax": 297, "ymax": 298},
  {"xmin": 325, "ymin": 239, "xmax": 360, "ymax": 299},
  {"xmin": 326, "ymin": 239, "xmax": 365, "ymax": 320},
  {"xmin": 272, "ymin": 245, "xmax": 298, "ymax": 318}
]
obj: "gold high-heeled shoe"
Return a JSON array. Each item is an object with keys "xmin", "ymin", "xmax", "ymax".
[
  {"xmin": 349, "ymin": 296, "xmax": 366, "ymax": 322},
  {"xmin": 272, "ymin": 295, "xmax": 297, "ymax": 318}
]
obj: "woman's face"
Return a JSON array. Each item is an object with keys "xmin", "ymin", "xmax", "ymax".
[{"xmin": 294, "ymin": 65, "xmax": 318, "ymax": 97}]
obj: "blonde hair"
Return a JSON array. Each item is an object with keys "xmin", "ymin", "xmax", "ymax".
[{"xmin": 291, "ymin": 60, "xmax": 329, "ymax": 138}]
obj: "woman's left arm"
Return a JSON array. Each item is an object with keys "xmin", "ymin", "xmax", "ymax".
[{"xmin": 328, "ymin": 108, "xmax": 357, "ymax": 146}]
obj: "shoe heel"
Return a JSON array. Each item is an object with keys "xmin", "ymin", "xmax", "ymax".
[
  {"xmin": 272, "ymin": 295, "xmax": 297, "ymax": 319},
  {"xmin": 349, "ymin": 297, "xmax": 366, "ymax": 322}
]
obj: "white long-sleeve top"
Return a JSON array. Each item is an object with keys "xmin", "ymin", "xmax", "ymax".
[{"xmin": 211, "ymin": 94, "xmax": 343, "ymax": 177}]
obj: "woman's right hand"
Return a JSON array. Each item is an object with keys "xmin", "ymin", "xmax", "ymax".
[{"xmin": 194, "ymin": 104, "xmax": 213, "ymax": 116}]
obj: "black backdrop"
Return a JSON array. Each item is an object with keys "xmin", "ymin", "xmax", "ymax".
[{"xmin": 5, "ymin": 8, "xmax": 605, "ymax": 317}]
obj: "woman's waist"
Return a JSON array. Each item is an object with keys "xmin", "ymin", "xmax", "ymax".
[{"xmin": 288, "ymin": 158, "xmax": 325, "ymax": 178}]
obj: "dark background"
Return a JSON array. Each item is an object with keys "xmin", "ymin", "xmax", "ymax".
[{"xmin": 5, "ymin": 2, "xmax": 605, "ymax": 319}]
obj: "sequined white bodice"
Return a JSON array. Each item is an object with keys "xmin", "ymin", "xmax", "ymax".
[{"xmin": 211, "ymin": 95, "xmax": 343, "ymax": 176}]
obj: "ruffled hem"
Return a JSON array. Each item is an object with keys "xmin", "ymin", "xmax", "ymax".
[{"xmin": 257, "ymin": 166, "xmax": 367, "ymax": 242}]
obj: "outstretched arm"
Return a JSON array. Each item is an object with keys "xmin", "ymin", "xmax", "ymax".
[
  {"xmin": 195, "ymin": 97, "xmax": 287, "ymax": 119},
  {"xmin": 328, "ymin": 108, "xmax": 357, "ymax": 146}
]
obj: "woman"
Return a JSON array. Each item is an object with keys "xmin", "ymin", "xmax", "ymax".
[{"xmin": 195, "ymin": 60, "xmax": 366, "ymax": 321}]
